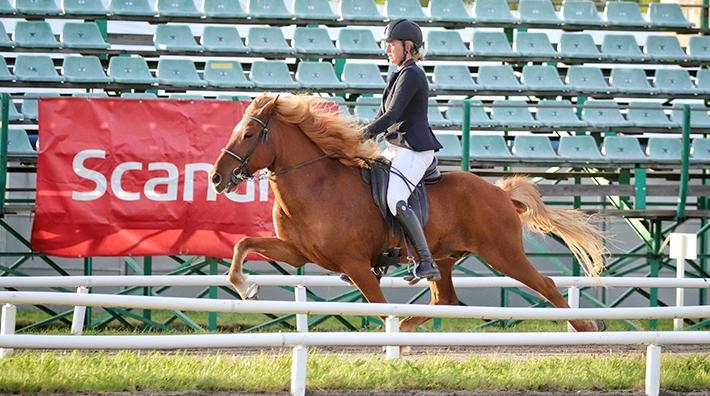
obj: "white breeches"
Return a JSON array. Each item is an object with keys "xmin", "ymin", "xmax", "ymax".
[{"xmin": 381, "ymin": 142, "xmax": 435, "ymax": 216}]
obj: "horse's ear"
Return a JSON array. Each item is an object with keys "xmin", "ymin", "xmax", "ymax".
[{"xmin": 259, "ymin": 94, "xmax": 280, "ymax": 117}]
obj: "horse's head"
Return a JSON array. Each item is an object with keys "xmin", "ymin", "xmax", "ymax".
[{"xmin": 210, "ymin": 94, "xmax": 279, "ymax": 194}]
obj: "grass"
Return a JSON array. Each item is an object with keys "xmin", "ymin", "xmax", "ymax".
[{"xmin": 0, "ymin": 351, "xmax": 707, "ymax": 393}]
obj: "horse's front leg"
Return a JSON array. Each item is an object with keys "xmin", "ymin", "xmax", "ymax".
[{"xmin": 229, "ymin": 236, "xmax": 309, "ymax": 300}]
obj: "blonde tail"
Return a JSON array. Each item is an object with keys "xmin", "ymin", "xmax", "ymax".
[{"xmin": 496, "ymin": 176, "xmax": 607, "ymax": 277}]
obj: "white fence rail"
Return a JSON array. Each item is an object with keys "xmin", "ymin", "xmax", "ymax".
[{"xmin": 1, "ymin": 275, "xmax": 709, "ymax": 396}]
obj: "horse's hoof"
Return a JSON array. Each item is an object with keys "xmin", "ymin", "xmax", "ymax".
[
  {"xmin": 244, "ymin": 283, "xmax": 260, "ymax": 300},
  {"xmin": 339, "ymin": 273, "xmax": 354, "ymax": 285},
  {"xmin": 595, "ymin": 320, "xmax": 606, "ymax": 332}
]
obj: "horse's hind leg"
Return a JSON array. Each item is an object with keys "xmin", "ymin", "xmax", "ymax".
[
  {"xmin": 229, "ymin": 237, "xmax": 309, "ymax": 300},
  {"xmin": 400, "ymin": 258, "xmax": 459, "ymax": 333},
  {"xmin": 480, "ymin": 244, "xmax": 603, "ymax": 332}
]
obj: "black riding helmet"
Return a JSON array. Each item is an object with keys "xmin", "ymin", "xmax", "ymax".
[{"xmin": 383, "ymin": 19, "xmax": 423, "ymax": 50}]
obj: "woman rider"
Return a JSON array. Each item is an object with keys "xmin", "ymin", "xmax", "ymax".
[{"xmin": 364, "ymin": 19, "xmax": 442, "ymax": 283}]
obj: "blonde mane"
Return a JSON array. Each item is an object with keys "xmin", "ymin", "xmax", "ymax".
[{"xmin": 248, "ymin": 94, "xmax": 380, "ymax": 168}]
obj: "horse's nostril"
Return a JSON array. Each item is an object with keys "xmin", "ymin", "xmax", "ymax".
[{"xmin": 211, "ymin": 173, "xmax": 221, "ymax": 185}]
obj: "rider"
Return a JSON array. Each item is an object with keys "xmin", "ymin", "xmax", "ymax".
[{"xmin": 364, "ymin": 19, "xmax": 442, "ymax": 283}]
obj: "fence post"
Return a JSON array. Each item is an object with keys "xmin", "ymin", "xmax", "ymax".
[
  {"xmin": 385, "ymin": 315, "xmax": 400, "ymax": 359},
  {"xmin": 71, "ymin": 286, "xmax": 89, "ymax": 335},
  {"xmin": 0, "ymin": 303, "xmax": 15, "ymax": 358},
  {"xmin": 291, "ymin": 285, "xmax": 308, "ymax": 396},
  {"xmin": 645, "ymin": 344, "xmax": 662, "ymax": 396},
  {"xmin": 567, "ymin": 286, "xmax": 579, "ymax": 332},
  {"xmin": 670, "ymin": 233, "xmax": 696, "ymax": 331}
]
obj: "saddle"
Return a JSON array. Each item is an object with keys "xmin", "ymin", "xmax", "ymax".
[{"xmin": 360, "ymin": 157, "xmax": 442, "ymax": 275}]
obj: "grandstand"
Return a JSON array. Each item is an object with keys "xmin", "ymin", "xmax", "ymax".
[{"xmin": 0, "ymin": 0, "xmax": 708, "ymax": 331}]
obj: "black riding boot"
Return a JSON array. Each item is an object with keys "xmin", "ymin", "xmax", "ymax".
[{"xmin": 395, "ymin": 200, "xmax": 441, "ymax": 283}]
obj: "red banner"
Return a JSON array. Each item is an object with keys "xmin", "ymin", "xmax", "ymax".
[{"xmin": 31, "ymin": 98, "xmax": 275, "ymax": 258}]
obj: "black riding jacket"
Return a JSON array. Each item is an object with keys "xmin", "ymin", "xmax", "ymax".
[{"xmin": 365, "ymin": 59, "xmax": 443, "ymax": 152}]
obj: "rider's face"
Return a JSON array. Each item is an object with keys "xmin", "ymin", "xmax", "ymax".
[{"xmin": 385, "ymin": 40, "xmax": 405, "ymax": 65}]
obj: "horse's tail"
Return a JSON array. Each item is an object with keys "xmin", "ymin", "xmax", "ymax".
[{"xmin": 495, "ymin": 175, "xmax": 607, "ymax": 277}]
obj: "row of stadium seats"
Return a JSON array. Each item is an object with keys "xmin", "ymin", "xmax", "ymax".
[
  {"xmin": 6, "ymin": 21, "xmax": 710, "ymax": 65},
  {"xmin": 4, "ymin": 55, "xmax": 710, "ymax": 99},
  {"xmin": 0, "ymin": 0, "xmax": 696, "ymax": 29},
  {"xmin": 435, "ymin": 134, "xmax": 710, "ymax": 166}
]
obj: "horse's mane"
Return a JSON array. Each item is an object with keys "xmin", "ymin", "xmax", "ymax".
[{"xmin": 248, "ymin": 94, "xmax": 380, "ymax": 168}]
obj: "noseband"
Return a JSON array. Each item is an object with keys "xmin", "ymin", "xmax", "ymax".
[{"xmin": 221, "ymin": 115, "xmax": 271, "ymax": 186}]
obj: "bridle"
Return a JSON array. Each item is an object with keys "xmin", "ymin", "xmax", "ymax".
[
  {"xmin": 220, "ymin": 115, "xmax": 271, "ymax": 187},
  {"xmin": 218, "ymin": 114, "xmax": 332, "ymax": 188}
]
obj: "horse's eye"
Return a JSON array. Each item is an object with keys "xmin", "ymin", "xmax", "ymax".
[{"xmin": 244, "ymin": 132, "xmax": 253, "ymax": 138}]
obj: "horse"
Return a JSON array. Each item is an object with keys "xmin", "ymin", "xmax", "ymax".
[{"xmin": 210, "ymin": 93, "xmax": 608, "ymax": 333}]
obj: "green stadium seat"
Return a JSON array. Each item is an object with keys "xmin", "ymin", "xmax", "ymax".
[
  {"xmin": 477, "ymin": 65, "xmax": 523, "ymax": 92},
  {"xmin": 696, "ymin": 69, "xmax": 710, "ymax": 95},
  {"xmin": 428, "ymin": 100, "xmax": 451, "ymax": 128},
  {"xmin": 201, "ymin": 26, "xmax": 249, "ymax": 53},
  {"xmin": 626, "ymin": 102, "xmax": 679, "ymax": 129},
  {"xmin": 61, "ymin": 22, "xmax": 110, "ymax": 50},
  {"xmin": 169, "ymin": 93, "xmax": 204, "ymax": 100},
  {"xmin": 601, "ymin": 34, "xmax": 646, "ymax": 62},
  {"xmin": 15, "ymin": 0, "xmax": 61, "ymax": 15},
  {"xmin": 0, "ymin": 22, "xmax": 13, "ymax": 48},
  {"xmin": 581, "ymin": 100, "xmax": 631, "ymax": 128},
  {"xmin": 445, "ymin": 99, "xmax": 498, "ymax": 127},
  {"xmin": 156, "ymin": 58, "xmax": 206, "ymax": 87},
  {"xmin": 566, "ymin": 66, "xmax": 615, "ymax": 94},
  {"xmin": 687, "ymin": 36, "xmax": 710, "ymax": 62},
  {"xmin": 0, "ymin": 55, "xmax": 14, "ymax": 81},
  {"xmin": 558, "ymin": 32, "xmax": 602, "ymax": 60},
  {"xmin": 156, "ymin": 0, "xmax": 201, "ymax": 17},
  {"xmin": 426, "ymin": 31, "xmax": 469, "ymax": 57},
  {"xmin": 519, "ymin": 0, "xmax": 563, "ymax": 25},
  {"xmin": 514, "ymin": 32, "xmax": 558, "ymax": 58},
  {"xmin": 296, "ymin": 61, "xmax": 346, "ymax": 89},
  {"xmin": 13, "ymin": 21, "xmax": 60, "ymax": 48},
  {"xmin": 203, "ymin": 60, "xmax": 254, "ymax": 88},
  {"xmin": 7, "ymin": 100, "xmax": 24, "ymax": 121},
  {"xmin": 431, "ymin": 64, "xmax": 478, "ymax": 92},
  {"xmin": 339, "ymin": 0, "xmax": 383, "ymax": 21},
  {"xmin": 154, "ymin": 24, "xmax": 202, "ymax": 52},
  {"xmin": 561, "ymin": 0, "xmax": 605, "ymax": 26},
  {"xmin": 521, "ymin": 65, "xmax": 569, "ymax": 92},
  {"xmin": 7, "ymin": 129, "xmax": 35, "ymax": 156},
  {"xmin": 491, "ymin": 100, "xmax": 542, "ymax": 128},
  {"xmin": 671, "ymin": 104, "xmax": 710, "ymax": 128},
  {"xmin": 293, "ymin": 27, "xmax": 340, "ymax": 56},
  {"xmin": 428, "ymin": 0, "xmax": 474, "ymax": 23},
  {"xmin": 470, "ymin": 31, "xmax": 516, "ymax": 57},
  {"xmin": 293, "ymin": 0, "xmax": 338, "ymax": 20},
  {"xmin": 202, "ymin": 0, "xmax": 248, "ymax": 17},
  {"xmin": 609, "ymin": 68, "xmax": 656, "ymax": 95},
  {"xmin": 0, "ymin": 0, "xmax": 14, "ymax": 14},
  {"xmin": 473, "ymin": 0, "xmax": 517, "ymax": 23},
  {"xmin": 601, "ymin": 136, "xmax": 648, "ymax": 163},
  {"xmin": 108, "ymin": 0, "xmax": 156, "ymax": 16},
  {"xmin": 14, "ymin": 55, "xmax": 63, "ymax": 82},
  {"xmin": 248, "ymin": 0, "xmax": 292, "ymax": 19},
  {"xmin": 249, "ymin": 60, "xmax": 301, "ymax": 89},
  {"xmin": 536, "ymin": 99, "xmax": 587, "ymax": 128},
  {"xmin": 470, "ymin": 134, "xmax": 513, "ymax": 161},
  {"xmin": 354, "ymin": 96, "xmax": 380, "ymax": 123},
  {"xmin": 647, "ymin": 3, "xmax": 693, "ymax": 28},
  {"xmin": 120, "ymin": 92, "xmax": 158, "ymax": 99},
  {"xmin": 107, "ymin": 56, "xmax": 157, "ymax": 85},
  {"xmin": 691, "ymin": 138, "xmax": 710, "ymax": 163},
  {"xmin": 653, "ymin": 69, "xmax": 700, "ymax": 96},
  {"xmin": 247, "ymin": 26, "xmax": 294, "ymax": 55},
  {"xmin": 435, "ymin": 133, "xmax": 461, "ymax": 162},
  {"xmin": 62, "ymin": 0, "xmax": 109, "ymax": 15},
  {"xmin": 646, "ymin": 137, "xmax": 682, "ymax": 163},
  {"xmin": 512, "ymin": 135, "xmax": 558, "ymax": 161},
  {"xmin": 645, "ymin": 35, "xmax": 688, "ymax": 62},
  {"xmin": 62, "ymin": 55, "xmax": 112, "ymax": 83},
  {"xmin": 72, "ymin": 92, "xmax": 109, "ymax": 98},
  {"xmin": 603, "ymin": 1, "xmax": 648, "ymax": 27},
  {"xmin": 21, "ymin": 92, "xmax": 60, "ymax": 120},
  {"xmin": 337, "ymin": 28, "xmax": 383, "ymax": 56},
  {"xmin": 342, "ymin": 63, "xmax": 385, "ymax": 90},
  {"xmin": 386, "ymin": 0, "xmax": 428, "ymax": 22},
  {"xmin": 557, "ymin": 135, "xmax": 603, "ymax": 162}
]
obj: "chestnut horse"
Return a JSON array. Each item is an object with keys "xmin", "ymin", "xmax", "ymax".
[{"xmin": 210, "ymin": 93, "xmax": 607, "ymax": 332}]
